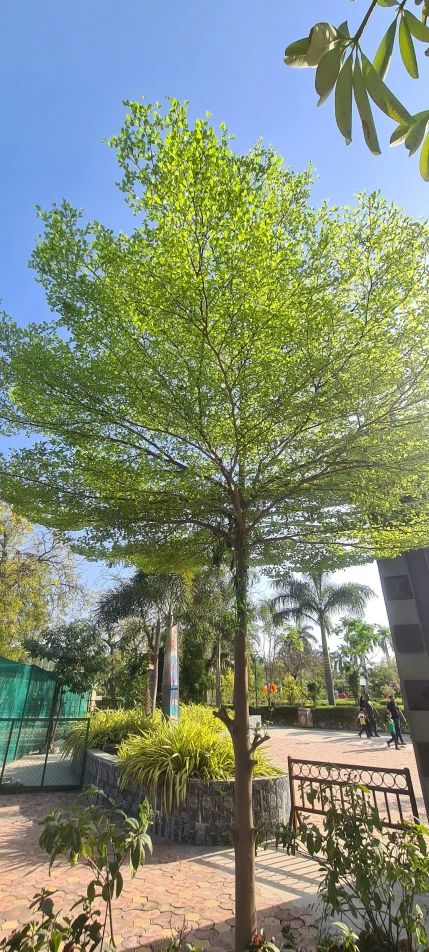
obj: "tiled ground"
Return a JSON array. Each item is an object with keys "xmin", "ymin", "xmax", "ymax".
[{"xmin": 0, "ymin": 727, "xmax": 424, "ymax": 951}]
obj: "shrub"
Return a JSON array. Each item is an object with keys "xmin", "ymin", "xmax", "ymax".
[
  {"xmin": 119, "ymin": 712, "xmax": 282, "ymax": 812},
  {"xmin": 61, "ymin": 705, "xmax": 160, "ymax": 758},
  {"xmin": 249, "ymin": 704, "xmax": 408, "ymax": 732},
  {"xmin": 276, "ymin": 784, "xmax": 429, "ymax": 952}
]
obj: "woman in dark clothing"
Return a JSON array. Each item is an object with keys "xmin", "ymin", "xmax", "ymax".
[{"xmin": 364, "ymin": 694, "xmax": 379, "ymax": 737}]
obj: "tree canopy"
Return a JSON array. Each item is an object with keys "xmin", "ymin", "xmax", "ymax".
[
  {"xmin": 1, "ymin": 100, "xmax": 429, "ymax": 571},
  {"xmin": 25, "ymin": 620, "xmax": 107, "ymax": 696},
  {"xmin": 284, "ymin": 1, "xmax": 429, "ymax": 180}
]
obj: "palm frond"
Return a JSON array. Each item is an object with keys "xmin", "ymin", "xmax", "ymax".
[
  {"xmin": 323, "ymin": 583, "xmax": 375, "ymax": 619},
  {"xmin": 271, "ymin": 578, "xmax": 319, "ymax": 625}
]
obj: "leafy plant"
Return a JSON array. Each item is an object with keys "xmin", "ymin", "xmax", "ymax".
[
  {"xmin": 276, "ymin": 784, "xmax": 429, "ymax": 952},
  {"xmin": 284, "ymin": 1, "xmax": 429, "ymax": 179},
  {"xmin": 61, "ymin": 706, "xmax": 161, "ymax": 758},
  {"xmin": 119, "ymin": 712, "xmax": 281, "ymax": 812},
  {"xmin": 38, "ymin": 788, "xmax": 152, "ymax": 949},
  {"xmin": 0, "ymin": 888, "xmax": 104, "ymax": 952},
  {"xmin": 246, "ymin": 929, "xmax": 281, "ymax": 952}
]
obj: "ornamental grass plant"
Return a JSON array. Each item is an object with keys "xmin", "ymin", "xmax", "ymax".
[
  {"xmin": 119, "ymin": 707, "xmax": 282, "ymax": 812},
  {"xmin": 61, "ymin": 705, "xmax": 160, "ymax": 758}
]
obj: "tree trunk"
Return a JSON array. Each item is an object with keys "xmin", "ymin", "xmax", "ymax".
[
  {"xmin": 106, "ymin": 672, "xmax": 117, "ymax": 703},
  {"xmin": 147, "ymin": 615, "xmax": 161, "ymax": 715},
  {"xmin": 232, "ymin": 535, "xmax": 257, "ymax": 952},
  {"xmin": 216, "ymin": 634, "xmax": 222, "ymax": 708},
  {"xmin": 320, "ymin": 618, "xmax": 335, "ymax": 706}
]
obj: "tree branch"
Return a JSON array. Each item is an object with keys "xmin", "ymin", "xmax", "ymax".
[
  {"xmin": 213, "ymin": 706, "xmax": 235, "ymax": 736},
  {"xmin": 250, "ymin": 731, "xmax": 270, "ymax": 754}
]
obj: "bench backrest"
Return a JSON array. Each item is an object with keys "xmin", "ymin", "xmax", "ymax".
[{"xmin": 288, "ymin": 755, "xmax": 419, "ymax": 830}]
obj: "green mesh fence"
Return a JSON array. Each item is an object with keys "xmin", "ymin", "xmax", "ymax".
[
  {"xmin": 0, "ymin": 656, "xmax": 88, "ymax": 766},
  {"xmin": 0, "ymin": 717, "xmax": 89, "ymax": 789}
]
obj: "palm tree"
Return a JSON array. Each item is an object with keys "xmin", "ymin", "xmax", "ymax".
[
  {"xmin": 96, "ymin": 572, "xmax": 189, "ymax": 716},
  {"xmin": 272, "ymin": 571, "xmax": 375, "ymax": 705}
]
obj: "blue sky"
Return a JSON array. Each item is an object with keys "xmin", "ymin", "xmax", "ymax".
[{"xmin": 2, "ymin": 0, "xmax": 427, "ymax": 623}]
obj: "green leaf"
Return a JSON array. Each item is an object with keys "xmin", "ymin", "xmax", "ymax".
[
  {"xmin": 115, "ymin": 870, "xmax": 124, "ymax": 898},
  {"xmin": 353, "ymin": 58, "xmax": 381, "ymax": 154},
  {"xmin": 284, "ymin": 37, "xmax": 311, "ymax": 68},
  {"xmin": 399, "ymin": 16, "xmax": 419, "ymax": 77},
  {"xmin": 390, "ymin": 120, "xmax": 411, "ymax": 146},
  {"xmin": 306, "ymin": 23, "xmax": 339, "ymax": 67},
  {"xmin": 361, "ymin": 53, "xmax": 412, "ymax": 123},
  {"xmin": 337, "ymin": 22, "xmax": 350, "ymax": 39},
  {"xmin": 315, "ymin": 45, "xmax": 344, "ymax": 106},
  {"xmin": 335, "ymin": 53, "xmax": 353, "ymax": 145},
  {"xmin": 405, "ymin": 116, "xmax": 429, "ymax": 155},
  {"xmin": 419, "ymin": 129, "xmax": 429, "ymax": 179},
  {"xmin": 373, "ymin": 19, "xmax": 397, "ymax": 80},
  {"xmin": 391, "ymin": 109, "xmax": 429, "ymax": 146},
  {"xmin": 49, "ymin": 932, "xmax": 63, "ymax": 952},
  {"xmin": 87, "ymin": 881, "xmax": 96, "ymax": 903},
  {"xmin": 404, "ymin": 9, "xmax": 429, "ymax": 40},
  {"xmin": 378, "ymin": 0, "xmax": 398, "ymax": 6},
  {"xmin": 373, "ymin": 892, "xmax": 382, "ymax": 910}
]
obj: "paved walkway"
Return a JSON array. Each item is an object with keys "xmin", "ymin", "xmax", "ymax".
[{"xmin": 0, "ymin": 727, "xmax": 424, "ymax": 951}]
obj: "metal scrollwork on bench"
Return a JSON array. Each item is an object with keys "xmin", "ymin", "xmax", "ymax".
[{"xmin": 288, "ymin": 756, "xmax": 419, "ymax": 830}]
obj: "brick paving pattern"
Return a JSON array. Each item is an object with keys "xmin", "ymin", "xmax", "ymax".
[{"xmin": 0, "ymin": 727, "xmax": 424, "ymax": 950}]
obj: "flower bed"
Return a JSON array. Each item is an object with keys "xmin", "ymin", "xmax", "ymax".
[{"xmin": 84, "ymin": 748, "xmax": 289, "ymax": 846}]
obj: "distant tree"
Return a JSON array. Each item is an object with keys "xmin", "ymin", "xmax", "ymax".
[
  {"xmin": 335, "ymin": 617, "xmax": 381, "ymax": 668},
  {"xmin": 25, "ymin": 621, "xmax": 107, "ymax": 744},
  {"xmin": 180, "ymin": 568, "xmax": 235, "ymax": 706},
  {"xmin": 284, "ymin": 1, "xmax": 429, "ymax": 179},
  {"xmin": 96, "ymin": 572, "xmax": 189, "ymax": 715},
  {"xmin": 369, "ymin": 657, "xmax": 401, "ymax": 699},
  {"xmin": 273, "ymin": 572, "xmax": 375, "ymax": 705},
  {"xmin": 376, "ymin": 624, "xmax": 393, "ymax": 660},
  {"xmin": 0, "ymin": 501, "xmax": 81, "ymax": 659}
]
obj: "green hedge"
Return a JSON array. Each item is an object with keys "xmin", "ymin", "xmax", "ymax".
[{"xmin": 249, "ymin": 704, "xmax": 409, "ymax": 733}]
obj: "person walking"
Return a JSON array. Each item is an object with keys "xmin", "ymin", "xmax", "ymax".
[
  {"xmin": 386, "ymin": 710, "xmax": 399, "ymax": 749},
  {"xmin": 386, "ymin": 695, "xmax": 407, "ymax": 746},
  {"xmin": 357, "ymin": 708, "xmax": 370, "ymax": 738},
  {"xmin": 364, "ymin": 693, "xmax": 379, "ymax": 737}
]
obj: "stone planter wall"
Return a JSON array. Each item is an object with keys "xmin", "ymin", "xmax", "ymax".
[{"xmin": 84, "ymin": 749, "xmax": 289, "ymax": 846}]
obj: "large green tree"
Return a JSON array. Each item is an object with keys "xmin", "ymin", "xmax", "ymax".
[
  {"xmin": 284, "ymin": 1, "xmax": 429, "ymax": 179},
  {"xmin": 1, "ymin": 101, "xmax": 429, "ymax": 948},
  {"xmin": 272, "ymin": 572, "xmax": 375, "ymax": 704}
]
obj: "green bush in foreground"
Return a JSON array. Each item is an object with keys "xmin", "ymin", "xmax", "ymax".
[
  {"xmin": 119, "ymin": 713, "xmax": 282, "ymax": 812},
  {"xmin": 276, "ymin": 784, "xmax": 429, "ymax": 952}
]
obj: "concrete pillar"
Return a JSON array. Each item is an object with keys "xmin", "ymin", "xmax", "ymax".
[{"xmin": 378, "ymin": 549, "xmax": 429, "ymax": 819}]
